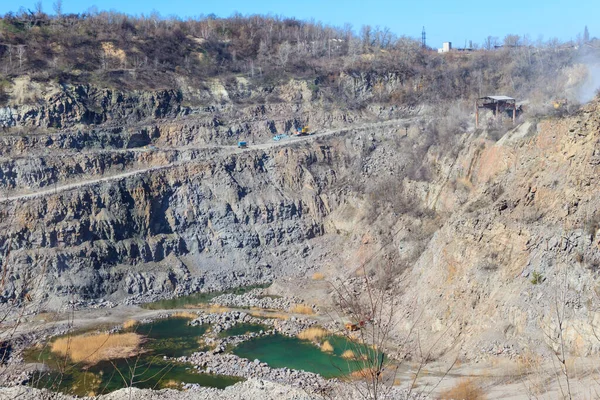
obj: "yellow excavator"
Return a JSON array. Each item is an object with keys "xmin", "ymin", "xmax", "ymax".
[
  {"xmin": 553, "ymin": 99, "xmax": 568, "ymax": 109},
  {"xmin": 295, "ymin": 126, "xmax": 311, "ymax": 136}
]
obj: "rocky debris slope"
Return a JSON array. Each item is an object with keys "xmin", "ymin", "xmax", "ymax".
[
  {"xmin": 182, "ymin": 352, "xmax": 327, "ymax": 391},
  {"xmin": 390, "ymin": 99, "xmax": 600, "ymax": 361},
  {"xmin": 0, "ymin": 379, "xmax": 431, "ymax": 400},
  {"xmin": 0, "ymin": 380, "xmax": 320, "ymax": 400}
]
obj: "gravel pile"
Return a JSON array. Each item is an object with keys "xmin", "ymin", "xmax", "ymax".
[
  {"xmin": 181, "ymin": 352, "xmax": 329, "ymax": 391},
  {"xmin": 210, "ymin": 290, "xmax": 319, "ymax": 314}
]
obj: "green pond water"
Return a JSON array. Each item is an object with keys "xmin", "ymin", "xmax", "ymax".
[
  {"xmin": 142, "ymin": 283, "xmax": 271, "ymax": 310},
  {"xmin": 233, "ymin": 334, "xmax": 378, "ymax": 378},
  {"xmin": 27, "ymin": 318, "xmax": 242, "ymax": 396},
  {"xmin": 26, "ymin": 282, "xmax": 378, "ymax": 395}
]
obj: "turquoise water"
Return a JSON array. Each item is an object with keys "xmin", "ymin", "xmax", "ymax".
[
  {"xmin": 142, "ymin": 284, "xmax": 271, "ymax": 310},
  {"xmin": 27, "ymin": 318, "xmax": 242, "ymax": 396},
  {"xmin": 233, "ymin": 334, "xmax": 377, "ymax": 378}
]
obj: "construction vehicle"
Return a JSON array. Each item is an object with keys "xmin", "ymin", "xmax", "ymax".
[
  {"xmin": 237, "ymin": 141, "xmax": 248, "ymax": 149},
  {"xmin": 345, "ymin": 320, "xmax": 366, "ymax": 331},
  {"xmin": 295, "ymin": 126, "xmax": 311, "ymax": 136},
  {"xmin": 553, "ymin": 99, "xmax": 568, "ymax": 109}
]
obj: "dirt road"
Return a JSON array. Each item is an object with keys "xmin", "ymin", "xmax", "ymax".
[{"xmin": 0, "ymin": 118, "xmax": 413, "ymax": 203}]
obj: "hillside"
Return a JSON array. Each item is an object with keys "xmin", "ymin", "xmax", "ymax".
[{"xmin": 1, "ymin": 8, "xmax": 600, "ymax": 400}]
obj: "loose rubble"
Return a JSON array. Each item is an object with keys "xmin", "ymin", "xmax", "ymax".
[
  {"xmin": 182, "ymin": 352, "xmax": 329, "ymax": 391},
  {"xmin": 210, "ymin": 288, "xmax": 320, "ymax": 314}
]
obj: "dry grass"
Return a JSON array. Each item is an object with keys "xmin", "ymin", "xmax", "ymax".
[
  {"xmin": 514, "ymin": 352, "xmax": 545, "ymax": 396},
  {"xmin": 311, "ymin": 272, "xmax": 325, "ymax": 280},
  {"xmin": 249, "ymin": 308, "xmax": 289, "ymax": 320},
  {"xmin": 297, "ymin": 327, "xmax": 328, "ymax": 341},
  {"xmin": 321, "ymin": 340, "xmax": 334, "ymax": 353},
  {"xmin": 171, "ymin": 311, "xmax": 198, "ymax": 319},
  {"xmin": 162, "ymin": 379, "xmax": 180, "ymax": 388},
  {"xmin": 438, "ymin": 379, "xmax": 486, "ymax": 400},
  {"xmin": 289, "ymin": 304, "xmax": 315, "ymax": 315},
  {"xmin": 51, "ymin": 332, "xmax": 142, "ymax": 364},
  {"xmin": 341, "ymin": 349, "xmax": 356, "ymax": 359},
  {"xmin": 350, "ymin": 367, "xmax": 379, "ymax": 380},
  {"xmin": 204, "ymin": 304, "xmax": 230, "ymax": 314},
  {"xmin": 123, "ymin": 319, "xmax": 137, "ymax": 329}
]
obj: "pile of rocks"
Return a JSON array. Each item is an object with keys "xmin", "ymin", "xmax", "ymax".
[
  {"xmin": 210, "ymin": 290, "xmax": 296, "ymax": 310},
  {"xmin": 181, "ymin": 352, "xmax": 329, "ymax": 391},
  {"xmin": 479, "ymin": 340, "xmax": 521, "ymax": 359},
  {"xmin": 87, "ymin": 298, "xmax": 117, "ymax": 309},
  {"xmin": 271, "ymin": 317, "xmax": 318, "ymax": 337},
  {"xmin": 210, "ymin": 289, "xmax": 320, "ymax": 314},
  {"xmin": 204, "ymin": 329, "xmax": 275, "ymax": 353},
  {"xmin": 123, "ymin": 290, "xmax": 173, "ymax": 306},
  {"xmin": 189, "ymin": 311, "xmax": 267, "ymax": 332},
  {"xmin": 190, "ymin": 310, "xmax": 321, "ymax": 340}
]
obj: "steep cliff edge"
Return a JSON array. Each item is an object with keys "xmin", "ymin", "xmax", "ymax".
[
  {"xmin": 0, "ymin": 118, "xmax": 444, "ymax": 309},
  {"xmin": 390, "ymin": 99, "xmax": 600, "ymax": 361}
]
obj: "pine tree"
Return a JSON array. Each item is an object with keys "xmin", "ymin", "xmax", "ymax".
[{"xmin": 584, "ymin": 26, "xmax": 590, "ymax": 43}]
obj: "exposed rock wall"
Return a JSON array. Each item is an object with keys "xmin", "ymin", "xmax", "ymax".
[
  {"xmin": 393, "ymin": 100, "xmax": 600, "ymax": 360},
  {"xmin": 0, "ymin": 139, "xmax": 354, "ymax": 303}
]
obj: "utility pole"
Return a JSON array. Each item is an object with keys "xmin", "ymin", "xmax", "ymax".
[{"xmin": 422, "ymin": 27, "xmax": 426, "ymax": 49}]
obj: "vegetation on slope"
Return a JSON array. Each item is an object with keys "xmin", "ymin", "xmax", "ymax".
[{"xmin": 0, "ymin": 7, "xmax": 595, "ymax": 109}]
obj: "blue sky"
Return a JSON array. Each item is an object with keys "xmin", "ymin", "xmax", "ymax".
[{"xmin": 1, "ymin": 0, "xmax": 596, "ymax": 48}]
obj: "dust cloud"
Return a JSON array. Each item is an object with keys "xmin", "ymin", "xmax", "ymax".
[{"xmin": 578, "ymin": 58, "xmax": 600, "ymax": 103}]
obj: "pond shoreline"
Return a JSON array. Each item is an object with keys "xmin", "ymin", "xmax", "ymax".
[{"xmin": 6, "ymin": 288, "xmax": 338, "ymax": 396}]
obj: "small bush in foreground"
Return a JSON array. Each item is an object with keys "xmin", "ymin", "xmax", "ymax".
[{"xmin": 438, "ymin": 379, "xmax": 486, "ymax": 400}]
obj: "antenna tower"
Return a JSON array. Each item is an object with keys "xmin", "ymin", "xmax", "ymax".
[{"xmin": 422, "ymin": 26, "xmax": 426, "ymax": 48}]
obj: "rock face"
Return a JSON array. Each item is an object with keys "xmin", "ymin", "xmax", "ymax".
[
  {"xmin": 0, "ymin": 75, "xmax": 427, "ymax": 306},
  {"xmin": 1, "ymin": 85, "xmax": 185, "ymax": 129},
  {"xmin": 0, "ymin": 145, "xmax": 323, "ymax": 301},
  {"xmin": 391, "ymin": 100, "xmax": 600, "ymax": 361},
  {"xmin": 0, "ymin": 122, "xmax": 433, "ymax": 305},
  {"xmin": 4, "ymin": 72, "xmax": 600, "ymax": 366}
]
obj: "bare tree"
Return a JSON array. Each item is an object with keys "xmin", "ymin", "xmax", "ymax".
[
  {"xmin": 345, "ymin": 37, "xmax": 361, "ymax": 67},
  {"xmin": 361, "ymin": 25, "xmax": 372, "ymax": 52},
  {"xmin": 34, "ymin": 1, "xmax": 43, "ymax": 17},
  {"xmin": 53, "ymin": 0, "xmax": 63, "ymax": 18},
  {"xmin": 483, "ymin": 36, "xmax": 498, "ymax": 50},
  {"xmin": 327, "ymin": 253, "xmax": 457, "ymax": 399},
  {"xmin": 329, "ymin": 269, "xmax": 399, "ymax": 399},
  {"xmin": 16, "ymin": 46, "xmax": 25, "ymax": 72},
  {"xmin": 257, "ymin": 40, "xmax": 269, "ymax": 67},
  {"xmin": 541, "ymin": 269, "xmax": 574, "ymax": 400},
  {"xmin": 6, "ymin": 46, "xmax": 13, "ymax": 69},
  {"xmin": 277, "ymin": 41, "xmax": 291, "ymax": 70},
  {"xmin": 503, "ymin": 34, "xmax": 521, "ymax": 48}
]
